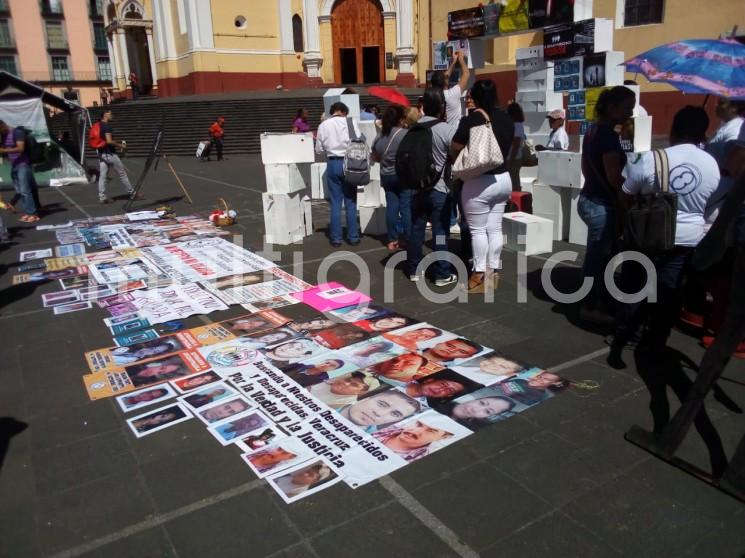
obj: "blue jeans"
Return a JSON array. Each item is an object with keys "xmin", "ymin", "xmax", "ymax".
[
  {"xmin": 326, "ymin": 158, "xmax": 359, "ymax": 244},
  {"xmin": 578, "ymin": 194, "xmax": 616, "ymax": 308},
  {"xmin": 381, "ymin": 173, "xmax": 411, "ymax": 243},
  {"xmin": 11, "ymin": 162, "xmax": 38, "ymax": 216},
  {"xmin": 407, "ymin": 189, "xmax": 452, "ymax": 279}
]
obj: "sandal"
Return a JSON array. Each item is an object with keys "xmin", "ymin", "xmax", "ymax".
[
  {"xmin": 20, "ymin": 215, "xmax": 40, "ymax": 223},
  {"xmin": 387, "ymin": 240, "xmax": 399, "ymax": 252},
  {"xmin": 466, "ymin": 273, "xmax": 487, "ymax": 294}
]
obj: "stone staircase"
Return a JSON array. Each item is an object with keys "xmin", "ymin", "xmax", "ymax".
[{"xmin": 49, "ymin": 89, "xmax": 422, "ymax": 158}]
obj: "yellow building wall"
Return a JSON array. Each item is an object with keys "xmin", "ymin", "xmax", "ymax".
[{"xmin": 211, "ymin": 0, "xmax": 280, "ymax": 53}]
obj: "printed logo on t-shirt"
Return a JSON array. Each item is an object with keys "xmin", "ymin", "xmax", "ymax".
[{"xmin": 669, "ymin": 164, "xmax": 702, "ymax": 196}]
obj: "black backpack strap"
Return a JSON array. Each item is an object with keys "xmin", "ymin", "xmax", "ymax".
[{"xmin": 346, "ymin": 116, "xmax": 359, "ymax": 142}]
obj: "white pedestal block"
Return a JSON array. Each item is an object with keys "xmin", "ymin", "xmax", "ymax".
[
  {"xmin": 519, "ymin": 176, "xmax": 536, "ymax": 194},
  {"xmin": 359, "ymin": 206, "xmax": 387, "ymax": 235},
  {"xmin": 358, "ymin": 121, "xmax": 378, "ymax": 153},
  {"xmin": 569, "ymin": 189, "xmax": 588, "ymax": 246},
  {"xmin": 370, "ymin": 163, "xmax": 381, "ymax": 181},
  {"xmin": 301, "ymin": 195, "xmax": 313, "ymax": 237},
  {"xmin": 515, "ymin": 45, "xmax": 544, "ymax": 60},
  {"xmin": 630, "ymin": 115, "xmax": 653, "ymax": 153},
  {"xmin": 264, "ymin": 163, "xmax": 310, "ymax": 194},
  {"xmin": 323, "ymin": 89, "xmax": 360, "ymax": 120},
  {"xmin": 358, "ymin": 179, "xmax": 385, "ymax": 208},
  {"xmin": 503, "ymin": 212, "xmax": 554, "ymax": 256},
  {"xmin": 537, "ymin": 151, "xmax": 584, "ymax": 189},
  {"xmin": 260, "ymin": 133, "xmax": 315, "ymax": 164},
  {"xmin": 573, "ymin": 0, "xmax": 593, "ymax": 21},
  {"xmin": 532, "ymin": 182, "xmax": 572, "ymax": 241},
  {"xmin": 517, "ymin": 63, "xmax": 555, "ymax": 92},
  {"xmin": 262, "ymin": 192, "xmax": 305, "ymax": 245},
  {"xmin": 516, "ymin": 90, "xmax": 563, "ymax": 112},
  {"xmin": 310, "ymin": 162, "xmax": 327, "ymax": 200},
  {"xmin": 603, "ymin": 51, "xmax": 626, "ymax": 86}
]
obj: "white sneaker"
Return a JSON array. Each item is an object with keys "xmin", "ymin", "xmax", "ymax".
[
  {"xmin": 408, "ymin": 273, "xmax": 420, "ymax": 282},
  {"xmin": 434, "ymin": 274, "xmax": 458, "ymax": 287}
]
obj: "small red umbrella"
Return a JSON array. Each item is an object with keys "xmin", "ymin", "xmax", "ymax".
[{"xmin": 367, "ymin": 86, "xmax": 411, "ymax": 107}]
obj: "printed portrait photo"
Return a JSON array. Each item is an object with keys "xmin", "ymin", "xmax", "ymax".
[
  {"xmin": 418, "ymin": 336, "xmax": 490, "ymax": 366},
  {"xmin": 241, "ymin": 438, "xmax": 314, "ymax": 478},
  {"xmin": 450, "ymin": 351, "xmax": 531, "ymax": 386},
  {"xmin": 208, "ymin": 410, "xmax": 271, "ymax": 446},
  {"xmin": 328, "ymin": 303, "xmax": 392, "ymax": 323},
  {"xmin": 126, "ymin": 355, "xmax": 193, "ymax": 388},
  {"xmin": 109, "ymin": 336, "xmax": 184, "ymax": 366},
  {"xmin": 116, "ymin": 384, "xmax": 178, "ymax": 413},
  {"xmin": 338, "ymin": 336, "xmax": 407, "ymax": 369},
  {"xmin": 438, "ymin": 386, "xmax": 532, "ymax": 430},
  {"xmin": 307, "ymin": 370, "xmax": 383, "ymax": 408},
  {"xmin": 171, "ymin": 370, "xmax": 222, "ymax": 393},
  {"xmin": 261, "ymin": 338, "xmax": 329, "ymax": 364},
  {"xmin": 235, "ymin": 427, "xmax": 289, "ymax": 453},
  {"xmin": 282, "ymin": 356, "xmax": 359, "ymax": 387},
  {"xmin": 337, "ymin": 388, "xmax": 423, "ymax": 433},
  {"xmin": 195, "ymin": 397, "xmax": 254, "ymax": 424},
  {"xmin": 383, "ymin": 323, "xmax": 451, "ymax": 353},
  {"xmin": 369, "ymin": 352, "xmax": 444, "ymax": 385},
  {"xmin": 496, "ymin": 369, "xmax": 571, "ymax": 407},
  {"xmin": 353, "ymin": 313, "xmax": 419, "ymax": 334},
  {"xmin": 401, "ymin": 368, "xmax": 483, "ymax": 407},
  {"xmin": 266, "ymin": 459, "xmax": 342, "ymax": 504},
  {"xmin": 126, "ymin": 403, "xmax": 191, "ymax": 438},
  {"xmin": 180, "ymin": 382, "xmax": 236, "ymax": 409},
  {"xmin": 372, "ymin": 410, "xmax": 472, "ymax": 462},
  {"xmin": 312, "ymin": 323, "xmax": 373, "ymax": 350}
]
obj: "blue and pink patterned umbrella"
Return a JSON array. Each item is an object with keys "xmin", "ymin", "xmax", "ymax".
[{"xmin": 625, "ymin": 38, "xmax": 745, "ymax": 100}]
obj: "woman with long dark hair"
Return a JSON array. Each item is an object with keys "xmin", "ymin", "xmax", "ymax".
[
  {"xmin": 451, "ymin": 79, "xmax": 514, "ymax": 293},
  {"xmin": 291, "ymin": 108, "xmax": 311, "ymax": 133},
  {"xmin": 578, "ymin": 86, "xmax": 636, "ymax": 324},
  {"xmin": 372, "ymin": 104, "xmax": 409, "ymax": 251}
]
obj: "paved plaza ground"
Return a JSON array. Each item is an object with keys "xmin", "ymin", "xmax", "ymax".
[{"xmin": 0, "ymin": 154, "xmax": 743, "ymax": 558}]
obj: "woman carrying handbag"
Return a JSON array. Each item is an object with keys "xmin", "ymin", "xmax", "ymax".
[{"xmin": 451, "ymin": 80, "xmax": 514, "ymax": 293}]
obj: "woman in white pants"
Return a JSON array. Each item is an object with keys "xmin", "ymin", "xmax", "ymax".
[{"xmin": 452, "ymin": 80, "xmax": 515, "ymax": 293}]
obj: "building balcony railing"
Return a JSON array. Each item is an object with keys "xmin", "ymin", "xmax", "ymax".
[
  {"xmin": 20, "ymin": 70, "xmax": 110, "ymax": 83},
  {"xmin": 40, "ymin": 1, "xmax": 64, "ymax": 17},
  {"xmin": 47, "ymin": 39, "xmax": 69, "ymax": 49},
  {"xmin": 0, "ymin": 37, "xmax": 14, "ymax": 48}
]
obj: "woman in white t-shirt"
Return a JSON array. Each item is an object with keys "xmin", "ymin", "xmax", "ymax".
[
  {"xmin": 607, "ymin": 106, "xmax": 721, "ymax": 369},
  {"xmin": 706, "ymin": 99, "xmax": 745, "ymax": 171},
  {"xmin": 506, "ymin": 102, "xmax": 526, "ymax": 192}
]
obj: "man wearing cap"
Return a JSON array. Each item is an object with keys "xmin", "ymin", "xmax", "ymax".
[{"xmin": 536, "ymin": 109, "xmax": 569, "ymax": 152}]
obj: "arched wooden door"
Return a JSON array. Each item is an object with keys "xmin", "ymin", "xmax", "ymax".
[{"xmin": 331, "ymin": 0, "xmax": 385, "ymax": 85}]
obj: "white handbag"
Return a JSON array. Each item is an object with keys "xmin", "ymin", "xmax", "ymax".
[{"xmin": 451, "ymin": 109, "xmax": 504, "ymax": 181}]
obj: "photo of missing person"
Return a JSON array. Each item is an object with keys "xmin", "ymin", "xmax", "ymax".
[
  {"xmin": 110, "ymin": 336, "xmax": 184, "ymax": 366},
  {"xmin": 126, "ymin": 355, "xmax": 193, "ymax": 388},
  {"xmin": 181, "ymin": 382, "xmax": 236, "ymax": 409},
  {"xmin": 171, "ymin": 370, "xmax": 222, "ymax": 393},
  {"xmin": 116, "ymin": 384, "xmax": 178, "ymax": 413},
  {"xmin": 267, "ymin": 459, "xmax": 342, "ymax": 503},
  {"xmin": 372, "ymin": 410, "xmax": 472, "ymax": 462},
  {"xmin": 339, "ymin": 336, "xmax": 407, "ymax": 369},
  {"xmin": 236, "ymin": 427, "xmax": 288, "ymax": 452},
  {"xmin": 282, "ymin": 356, "xmax": 358, "ymax": 387},
  {"xmin": 353, "ymin": 313, "xmax": 419, "ymax": 334},
  {"xmin": 312, "ymin": 323, "xmax": 374, "ymax": 350},
  {"xmin": 369, "ymin": 353, "xmax": 444, "ymax": 385},
  {"xmin": 241, "ymin": 327, "xmax": 301, "ymax": 349},
  {"xmin": 496, "ymin": 369, "xmax": 571, "ymax": 407},
  {"xmin": 382, "ymin": 323, "xmax": 449, "ymax": 352},
  {"xmin": 328, "ymin": 303, "xmax": 392, "ymax": 323},
  {"xmin": 221, "ymin": 311, "xmax": 290, "ymax": 336},
  {"xmin": 210, "ymin": 272, "xmax": 265, "ymax": 291},
  {"xmin": 402, "ymin": 368, "xmax": 483, "ymax": 408},
  {"xmin": 450, "ymin": 351, "xmax": 531, "ymax": 386},
  {"xmin": 195, "ymin": 397, "xmax": 253, "ymax": 424},
  {"xmin": 419, "ymin": 336, "xmax": 489, "ymax": 366},
  {"xmin": 438, "ymin": 386, "xmax": 532, "ymax": 430},
  {"xmin": 288, "ymin": 317, "xmax": 338, "ymax": 333},
  {"xmin": 337, "ymin": 388, "xmax": 423, "ymax": 433},
  {"xmin": 126, "ymin": 403, "xmax": 191, "ymax": 438},
  {"xmin": 209, "ymin": 410, "xmax": 271, "ymax": 445},
  {"xmin": 241, "ymin": 438, "xmax": 313, "ymax": 478},
  {"xmin": 307, "ymin": 370, "xmax": 383, "ymax": 408},
  {"xmin": 262, "ymin": 338, "xmax": 329, "ymax": 365}
]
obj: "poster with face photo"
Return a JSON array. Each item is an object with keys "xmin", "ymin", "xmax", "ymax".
[
  {"xmin": 306, "ymin": 370, "xmax": 384, "ymax": 409},
  {"xmin": 383, "ymin": 322, "xmax": 454, "ymax": 353},
  {"xmin": 372, "ymin": 410, "xmax": 472, "ymax": 463},
  {"xmin": 219, "ymin": 310, "xmax": 292, "ymax": 337},
  {"xmin": 207, "ymin": 409, "xmax": 272, "ymax": 446},
  {"xmin": 201, "ymin": 267, "xmax": 311, "ymax": 306},
  {"xmin": 336, "ymin": 387, "xmax": 425, "ymax": 434},
  {"xmin": 116, "ymin": 383, "xmax": 178, "ymax": 413},
  {"xmin": 261, "ymin": 337, "xmax": 330, "ymax": 367},
  {"xmin": 126, "ymin": 402, "xmax": 192, "ymax": 438},
  {"xmin": 338, "ymin": 336, "xmax": 407, "ymax": 369},
  {"xmin": 235, "ymin": 426, "xmax": 289, "ymax": 453},
  {"xmin": 312, "ymin": 323, "xmax": 374, "ymax": 350},
  {"xmin": 241, "ymin": 437, "xmax": 316, "ymax": 479},
  {"xmin": 353, "ymin": 313, "xmax": 419, "ymax": 335},
  {"xmin": 171, "ymin": 370, "xmax": 222, "ymax": 393},
  {"xmin": 497, "ymin": 368, "xmax": 570, "ymax": 406},
  {"xmin": 180, "ymin": 381, "xmax": 237, "ymax": 410},
  {"xmin": 449, "ymin": 351, "xmax": 531, "ymax": 386},
  {"xmin": 84, "ymin": 332, "xmax": 199, "ymax": 372},
  {"xmin": 397, "ymin": 368, "xmax": 483, "ymax": 408},
  {"xmin": 417, "ymin": 336, "xmax": 491, "ymax": 367},
  {"xmin": 194, "ymin": 396, "xmax": 254, "ymax": 424},
  {"xmin": 328, "ymin": 303, "xmax": 392, "ymax": 323},
  {"xmin": 437, "ymin": 385, "xmax": 533, "ymax": 431},
  {"xmin": 282, "ymin": 355, "xmax": 360, "ymax": 387},
  {"xmin": 367, "ymin": 352, "xmax": 445, "ymax": 386},
  {"xmin": 266, "ymin": 458, "xmax": 343, "ymax": 504}
]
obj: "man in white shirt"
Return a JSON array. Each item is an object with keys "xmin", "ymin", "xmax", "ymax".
[
  {"xmin": 430, "ymin": 51, "xmax": 470, "ymax": 128},
  {"xmin": 706, "ymin": 99, "xmax": 745, "ymax": 172},
  {"xmin": 536, "ymin": 108, "xmax": 569, "ymax": 151},
  {"xmin": 315, "ymin": 102, "xmax": 364, "ymax": 247},
  {"xmin": 607, "ymin": 106, "xmax": 720, "ymax": 369}
]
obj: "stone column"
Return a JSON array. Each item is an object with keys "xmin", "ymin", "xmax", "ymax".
[
  {"xmin": 146, "ymin": 29, "xmax": 158, "ymax": 86},
  {"xmin": 116, "ymin": 30, "xmax": 131, "ymax": 89},
  {"xmin": 302, "ymin": 0, "xmax": 323, "ymax": 80},
  {"xmin": 107, "ymin": 34, "xmax": 121, "ymax": 89},
  {"xmin": 395, "ymin": 0, "xmax": 417, "ymax": 86}
]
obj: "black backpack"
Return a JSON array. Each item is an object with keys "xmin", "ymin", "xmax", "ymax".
[
  {"xmin": 395, "ymin": 119, "xmax": 445, "ymax": 190},
  {"xmin": 624, "ymin": 148, "xmax": 677, "ymax": 255},
  {"xmin": 16, "ymin": 126, "xmax": 46, "ymax": 165}
]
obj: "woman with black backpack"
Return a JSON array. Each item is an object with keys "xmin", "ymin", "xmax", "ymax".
[
  {"xmin": 451, "ymin": 80, "xmax": 514, "ymax": 293},
  {"xmin": 372, "ymin": 104, "xmax": 410, "ymax": 252}
]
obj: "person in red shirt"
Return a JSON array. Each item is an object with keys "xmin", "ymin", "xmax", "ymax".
[{"xmin": 209, "ymin": 117, "xmax": 225, "ymax": 161}]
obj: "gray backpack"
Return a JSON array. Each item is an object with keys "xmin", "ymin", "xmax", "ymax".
[{"xmin": 343, "ymin": 117, "xmax": 370, "ymax": 186}]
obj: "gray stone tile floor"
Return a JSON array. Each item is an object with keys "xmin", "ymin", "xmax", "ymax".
[{"xmin": 0, "ymin": 155, "xmax": 743, "ymax": 557}]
